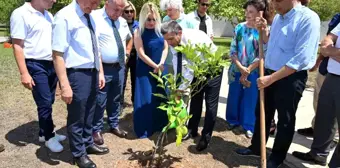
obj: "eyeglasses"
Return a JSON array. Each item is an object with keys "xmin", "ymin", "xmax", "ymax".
[
  {"xmin": 124, "ymin": 10, "xmax": 134, "ymax": 14},
  {"xmin": 200, "ymin": 3, "xmax": 210, "ymax": 7},
  {"xmin": 146, "ymin": 18, "xmax": 156, "ymax": 22}
]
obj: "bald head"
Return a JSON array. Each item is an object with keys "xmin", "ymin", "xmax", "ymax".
[{"xmin": 105, "ymin": 0, "xmax": 127, "ymax": 20}]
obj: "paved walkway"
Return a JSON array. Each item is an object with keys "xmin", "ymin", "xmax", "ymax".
[
  {"xmin": 214, "ymin": 68, "xmax": 334, "ymax": 168},
  {"xmin": 0, "ymin": 36, "xmax": 8, "ymax": 43}
]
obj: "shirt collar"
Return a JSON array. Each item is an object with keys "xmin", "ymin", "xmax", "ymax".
[
  {"xmin": 24, "ymin": 2, "xmax": 47, "ymax": 16},
  {"xmin": 101, "ymin": 7, "xmax": 109, "ymax": 19},
  {"xmin": 132, "ymin": 20, "xmax": 139, "ymax": 28},
  {"xmin": 176, "ymin": 13, "xmax": 186, "ymax": 22},
  {"xmin": 72, "ymin": 0, "xmax": 85, "ymax": 17},
  {"xmin": 280, "ymin": 3, "xmax": 302, "ymax": 20},
  {"xmin": 194, "ymin": 10, "xmax": 209, "ymax": 20},
  {"xmin": 102, "ymin": 8, "xmax": 121, "ymax": 25}
]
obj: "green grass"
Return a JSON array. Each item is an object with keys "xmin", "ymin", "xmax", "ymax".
[
  {"xmin": 213, "ymin": 37, "xmax": 232, "ymax": 59},
  {"xmin": 0, "ymin": 27, "xmax": 8, "ymax": 37},
  {"xmin": 0, "ymin": 31, "xmax": 6, "ymax": 37}
]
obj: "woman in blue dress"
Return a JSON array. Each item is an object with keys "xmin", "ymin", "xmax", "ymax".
[
  {"xmin": 226, "ymin": 0, "xmax": 272, "ymax": 139},
  {"xmin": 133, "ymin": 2, "xmax": 169, "ymax": 138}
]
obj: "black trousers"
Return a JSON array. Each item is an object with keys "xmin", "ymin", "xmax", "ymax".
[
  {"xmin": 188, "ymin": 73, "xmax": 223, "ymax": 142},
  {"xmin": 250, "ymin": 69, "xmax": 307, "ymax": 164},
  {"xmin": 67, "ymin": 69, "xmax": 98, "ymax": 158},
  {"xmin": 311, "ymin": 73, "xmax": 340, "ymax": 168},
  {"xmin": 123, "ymin": 49, "xmax": 136, "ymax": 104}
]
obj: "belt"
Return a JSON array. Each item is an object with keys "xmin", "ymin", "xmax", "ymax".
[
  {"xmin": 329, "ymin": 73, "xmax": 340, "ymax": 77},
  {"xmin": 67, "ymin": 68, "xmax": 97, "ymax": 72},
  {"xmin": 102, "ymin": 62, "xmax": 120, "ymax": 68},
  {"xmin": 25, "ymin": 59, "xmax": 53, "ymax": 64}
]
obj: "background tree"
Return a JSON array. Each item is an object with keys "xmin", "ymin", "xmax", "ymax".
[
  {"xmin": 0, "ymin": 0, "xmax": 339, "ymax": 36},
  {"xmin": 130, "ymin": 0, "xmax": 246, "ymax": 25},
  {"xmin": 0, "ymin": 0, "xmax": 25, "ymax": 35},
  {"xmin": 308, "ymin": 0, "xmax": 340, "ymax": 21}
]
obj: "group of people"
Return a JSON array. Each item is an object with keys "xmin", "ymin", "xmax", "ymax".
[{"xmin": 5, "ymin": 0, "xmax": 340, "ymax": 167}]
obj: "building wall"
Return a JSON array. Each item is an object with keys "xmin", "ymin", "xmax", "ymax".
[{"xmin": 212, "ymin": 18, "xmax": 331, "ymax": 39}]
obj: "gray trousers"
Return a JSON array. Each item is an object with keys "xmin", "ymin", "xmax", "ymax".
[{"xmin": 310, "ymin": 73, "xmax": 340, "ymax": 168}]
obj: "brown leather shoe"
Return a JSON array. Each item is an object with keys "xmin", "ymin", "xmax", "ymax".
[
  {"xmin": 92, "ymin": 132, "xmax": 104, "ymax": 145},
  {"xmin": 110, "ymin": 127, "xmax": 127, "ymax": 138}
]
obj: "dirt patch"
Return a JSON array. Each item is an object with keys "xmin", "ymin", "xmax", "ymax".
[
  {"xmin": 306, "ymin": 71, "xmax": 317, "ymax": 88},
  {"xmin": 0, "ymin": 50, "xmax": 291, "ymax": 168}
]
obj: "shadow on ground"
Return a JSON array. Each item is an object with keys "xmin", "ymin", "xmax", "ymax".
[
  {"xmin": 5, "ymin": 121, "xmax": 73, "ymax": 165},
  {"xmin": 122, "ymin": 148, "xmax": 183, "ymax": 167},
  {"xmin": 187, "ymin": 135, "xmax": 259, "ymax": 167}
]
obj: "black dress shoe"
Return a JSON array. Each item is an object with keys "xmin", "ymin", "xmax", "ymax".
[
  {"xmin": 73, "ymin": 155, "xmax": 97, "ymax": 168},
  {"xmin": 110, "ymin": 127, "xmax": 127, "ymax": 138},
  {"xmin": 297, "ymin": 127, "xmax": 314, "ymax": 137},
  {"xmin": 86, "ymin": 144, "xmax": 109, "ymax": 155},
  {"xmin": 196, "ymin": 138, "xmax": 209, "ymax": 151},
  {"xmin": 292, "ymin": 151, "xmax": 327, "ymax": 166},
  {"xmin": 226, "ymin": 123, "xmax": 237, "ymax": 130},
  {"xmin": 92, "ymin": 132, "xmax": 104, "ymax": 146},
  {"xmin": 182, "ymin": 130, "xmax": 198, "ymax": 140},
  {"xmin": 235, "ymin": 148, "xmax": 260, "ymax": 157}
]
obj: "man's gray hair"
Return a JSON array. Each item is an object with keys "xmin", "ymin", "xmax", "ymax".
[
  {"xmin": 160, "ymin": 0, "xmax": 183, "ymax": 11},
  {"xmin": 161, "ymin": 21, "xmax": 183, "ymax": 35}
]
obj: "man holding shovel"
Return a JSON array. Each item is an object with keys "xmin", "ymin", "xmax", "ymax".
[{"xmin": 235, "ymin": 0, "xmax": 320, "ymax": 167}]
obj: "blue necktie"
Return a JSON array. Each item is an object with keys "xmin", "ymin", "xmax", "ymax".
[
  {"xmin": 84, "ymin": 13, "xmax": 100, "ymax": 71},
  {"xmin": 110, "ymin": 19, "xmax": 125, "ymax": 66}
]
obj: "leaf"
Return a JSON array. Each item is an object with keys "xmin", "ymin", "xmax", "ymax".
[
  {"xmin": 149, "ymin": 72, "xmax": 163, "ymax": 84},
  {"xmin": 157, "ymin": 104, "xmax": 168, "ymax": 111},
  {"xmin": 157, "ymin": 83, "xmax": 165, "ymax": 89},
  {"xmin": 175, "ymin": 127, "xmax": 183, "ymax": 146},
  {"xmin": 153, "ymin": 93, "xmax": 167, "ymax": 100}
]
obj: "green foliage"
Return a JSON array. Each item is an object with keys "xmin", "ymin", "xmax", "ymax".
[
  {"xmin": 150, "ymin": 70, "xmax": 192, "ymax": 146},
  {"xmin": 49, "ymin": 0, "xmax": 72, "ymax": 14},
  {"xmin": 130, "ymin": 0, "xmax": 161, "ymax": 17},
  {"xmin": 0, "ymin": 0, "xmax": 26, "ymax": 35},
  {"xmin": 150, "ymin": 43, "xmax": 228, "ymax": 146},
  {"xmin": 130, "ymin": 0, "xmax": 245, "ymax": 22},
  {"xmin": 308, "ymin": 0, "xmax": 340, "ymax": 21},
  {"xmin": 175, "ymin": 42, "xmax": 229, "ymax": 95},
  {"xmin": 183, "ymin": 0, "xmax": 246, "ymax": 24}
]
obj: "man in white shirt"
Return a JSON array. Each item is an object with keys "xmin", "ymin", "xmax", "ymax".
[
  {"xmin": 186, "ymin": 0, "xmax": 214, "ymax": 39},
  {"xmin": 161, "ymin": 21, "xmax": 222, "ymax": 152},
  {"xmin": 292, "ymin": 22, "xmax": 340, "ymax": 168},
  {"xmin": 160, "ymin": 0, "xmax": 195, "ymax": 75},
  {"xmin": 52, "ymin": 0, "xmax": 109, "ymax": 167},
  {"xmin": 91, "ymin": 0, "xmax": 132, "ymax": 145},
  {"xmin": 10, "ymin": 0, "xmax": 66, "ymax": 153}
]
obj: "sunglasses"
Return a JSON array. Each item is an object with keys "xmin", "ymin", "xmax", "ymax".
[
  {"xmin": 200, "ymin": 3, "xmax": 210, "ymax": 7},
  {"xmin": 124, "ymin": 10, "xmax": 134, "ymax": 14},
  {"xmin": 146, "ymin": 18, "xmax": 156, "ymax": 22}
]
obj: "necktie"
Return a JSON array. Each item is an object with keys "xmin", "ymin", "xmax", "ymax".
[
  {"xmin": 84, "ymin": 13, "xmax": 100, "ymax": 71},
  {"xmin": 110, "ymin": 19, "xmax": 125, "ymax": 66},
  {"xmin": 176, "ymin": 51, "xmax": 183, "ymax": 86}
]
